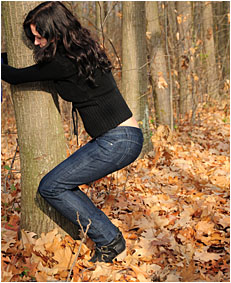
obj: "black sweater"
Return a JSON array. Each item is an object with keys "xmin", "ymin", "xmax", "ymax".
[{"xmin": 1, "ymin": 53, "xmax": 132, "ymax": 138}]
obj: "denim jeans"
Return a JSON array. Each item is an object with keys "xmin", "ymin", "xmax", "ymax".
[{"xmin": 38, "ymin": 126, "xmax": 143, "ymax": 247}]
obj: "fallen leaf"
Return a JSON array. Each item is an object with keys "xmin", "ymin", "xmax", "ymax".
[{"xmin": 194, "ymin": 249, "xmax": 222, "ymax": 262}]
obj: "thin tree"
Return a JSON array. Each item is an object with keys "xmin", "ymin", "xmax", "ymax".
[
  {"xmin": 213, "ymin": 1, "xmax": 230, "ymax": 94},
  {"xmin": 202, "ymin": 1, "xmax": 219, "ymax": 99},
  {"xmin": 96, "ymin": 1, "xmax": 105, "ymax": 44},
  {"xmin": 146, "ymin": 1, "xmax": 172, "ymax": 128},
  {"xmin": 176, "ymin": 1, "xmax": 194, "ymax": 116},
  {"xmin": 122, "ymin": 1, "xmax": 152, "ymax": 155},
  {"xmin": 2, "ymin": 1, "xmax": 78, "ymax": 238}
]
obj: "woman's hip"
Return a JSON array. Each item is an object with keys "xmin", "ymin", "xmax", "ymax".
[
  {"xmin": 93, "ymin": 126, "xmax": 143, "ymax": 169},
  {"xmin": 38, "ymin": 126, "xmax": 143, "ymax": 190}
]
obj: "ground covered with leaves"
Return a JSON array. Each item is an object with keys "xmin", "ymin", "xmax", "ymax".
[{"xmin": 1, "ymin": 101, "xmax": 230, "ymax": 282}]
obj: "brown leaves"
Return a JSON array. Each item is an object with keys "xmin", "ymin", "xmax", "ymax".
[
  {"xmin": 2, "ymin": 227, "xmax": 94, "ymax": 282},
  {"xmin": 1, "ymin": 103, "xmax": 230, "ymax": 281}
]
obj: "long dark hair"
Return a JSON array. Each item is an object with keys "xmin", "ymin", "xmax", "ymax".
[{"xmin": 23, "ymin": 1, "xmax": 112, "ymax": 85}]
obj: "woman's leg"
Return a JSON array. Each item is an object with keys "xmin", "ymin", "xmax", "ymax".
[
  {"xmin": 38, "ymin": 140, "xmax": 119, "ymax": 246},
  {"xmin": 38, "ymin": 126, "xmax": 143, "ymax": 247}
]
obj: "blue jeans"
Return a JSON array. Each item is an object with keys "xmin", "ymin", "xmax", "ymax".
[{"xmin": 38, "ymin": 126, "xmax": 143, "ymax": 247}]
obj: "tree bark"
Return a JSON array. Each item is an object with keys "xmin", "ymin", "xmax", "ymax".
[
  {"xmin": 167, "ymin": 2, "xmax": 180, "ymax": 121},
  {"xmin": 2, "ymin": 1, "xmax": 79, "ymax": 238},
  {"xmin": 146, "ymin": 1, "xmax": 172, "ymax": 127},
  {"xmin": 122, "ymin": 1, "xmax": 152, "ymax": 155},
  {"xmin": 176, "ymin": 1, "xmax": 194, "ymax": 115},
  {"xmin": 96, "ymin": 1, "xmax": 105, "ymax": 43},
  {"xmin": 214, "ymin": 2, "xmax": 230, "ymax": 86},
  {"xmin": 202, "ymin": 1, "xmax": 219, "ymax": 99}
]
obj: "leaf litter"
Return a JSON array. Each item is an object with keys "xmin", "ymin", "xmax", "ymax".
[{"xmin": 1, "ymin": 101, "xmax": 230, "ymax": 282}]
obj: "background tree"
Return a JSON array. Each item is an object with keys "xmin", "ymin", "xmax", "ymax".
[
  {"xmin": 2, "ymin": 1, "xmax": 78, "ymax": 238},
  {"xmin": 176, "ymin": 1, "xmax": 194, "ymax": 116},
  {"xmin": 96, "ymin": 1, "xmax": 105, "ymax": 43},
  {"xmin": 213, "ymin": 1, "xmax": 230, "ymax": 95},
  {"xmin": 122, "ymin": 1, "xmax": 152, "ymax": 155},
  {"xmin": 202, "ymin": 1, "xmax": 219, "ymax": 99},
  {"xmin": 166, "ymin": 1, "xmax": 180, "ymax": 121},
  {"xmin": 146, "ymin": 1, "xmax": 172, "ymax": 128}
]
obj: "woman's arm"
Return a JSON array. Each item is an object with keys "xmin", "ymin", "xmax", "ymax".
[{"xmin": 1, "ymin": 57, "xmax": 76, "ymax": 85}]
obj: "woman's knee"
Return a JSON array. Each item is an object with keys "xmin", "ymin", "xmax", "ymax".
[
  {"xmin": 38, "ymin": 176, "xmax": 49, "ymax": 198},
  {"xmin": 38, "ymin": 173, "xmax": 65, "ymax": 198},
  {"xmin": 37, "ymin": 173, "xmax": 56, "ymax": 198}
]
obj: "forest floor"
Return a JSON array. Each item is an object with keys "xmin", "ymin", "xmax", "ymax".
[{"xmin": 1, "ymin": 99, "xmax": 230, "ymax": 282}]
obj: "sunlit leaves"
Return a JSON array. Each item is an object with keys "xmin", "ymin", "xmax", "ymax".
[{"xmin": 1, "ymin": 102, "xmax": 230, "ymax": 281}]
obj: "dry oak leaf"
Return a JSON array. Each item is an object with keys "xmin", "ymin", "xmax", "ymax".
[
  {"xmin": 132, "ymin": 243, "xmax": 154, "ymax": 261},
  {"xmin": 114, "ymin": 247, "xmax": 127, "ymax": 262},
  {"xmin": 1, "ymin": 192, "xmax": 15, "ymax": 205},
  {"xmin": 152, "ymin": 211, "xmax": 170, "ymax": 228},
  {"xmin": 20, "ymin": 229, "xmax": 37, "ymax": 246},
  {"xmin": 91, "ymin": 263, "xmax": 114, "ymax": 281},
  {"xmin": 130, "ymin": 264, "xmax": 150, "ymax": 281},
  {"xmin": 45, "ymin": 236, "xmax": 63, "ymax": 254},
  {"xmin": 37, "ymin": 261, "xmax": 59, "ymax": 276},
  {"xmin": 35, "ymin": 270, "xmax": 53, "ymax": 282},
  {"xmin": 4, "ymin": 214, "xmax": 20, "ymax": 231},
  {"xmin": 52, "ymin": 245, "xmax": 76, "ymax": 270},
  {"xmin": 34, "ymin": 229, "xmax": 59, "ymax": 247},
  {"xmin": 34, "ymin": 228, "xmax": 62, "ymax": 255},
  {"xmin": 1, "ymin": 238, "xmax": 16, "ymax": 253},
  {"xmin": 195, "ymin": 220, "xmax": 215, "ymax": 236},
  {"xmin": 194, "ymin": 248, "xmax": 222, "ymax": 262},
  {"xmin": 1, "ymin": 271, "xmax": 13, "ymax": 282},
  {"xmin": 218, "ymin": 215, "xmax": 230, "ymax": 228},
  {"xmin": 141, "ymin": 263, "xmax": 162, "ymax": 276},
  {"xmin": 180, "ymin": 261, "xmax": 200, "ymax": 282},
  {"xmin": 157, "ymin": 75, "xmax": 168, "ymax": 89},
  {"xmin": 198, "ymin": 232, "xmax": 225, "ymax": 246},
  {"xmin": 172, "ymin": 158, "xmax": 193, "ymax": 170},
  {"xmin": 1, "ymin": 227, "xmax": 18, "ymax": 241},
  {"xmin": 166, "ymin": 272, "xmax": 181, "ymax": 282},
  {"xmin": 172, "ymin": 209, "xmax": 193, "ymax": 229},
  {"xmin": 177, "ymin": 227, "xmax": 195, "ymax": 243},
  {"xmin": 210, "ymin": 175, "xmax": 230, "ymax": 189}
]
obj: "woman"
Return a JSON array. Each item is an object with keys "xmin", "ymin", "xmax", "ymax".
[{"xmin": 2, "ymin": 2, "xmax": 143, "ymax": 263}]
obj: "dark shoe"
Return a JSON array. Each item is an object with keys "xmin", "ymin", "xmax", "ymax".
[{"xmin": 89, "ymin": 231, "xmax": 126, "ymax": 263}]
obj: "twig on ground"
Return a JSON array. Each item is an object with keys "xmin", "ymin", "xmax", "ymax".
[{"xmin": 66, "ymin": 212, "xmax": 91, "ymax": 282}]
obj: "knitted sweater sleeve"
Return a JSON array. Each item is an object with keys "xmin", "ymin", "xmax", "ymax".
[{"xmin": 1, "ymin": 57, "xmax": 76, "ymax": 85}]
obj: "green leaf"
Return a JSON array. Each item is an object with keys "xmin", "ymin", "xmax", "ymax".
[
  {"xmin": 11, "ymin": 184, "xmax": 16, "ymax": 191},
  {"xmin": 4, "ymin": 165, "xmax": 11, "ymax": 171},
  {"xmin": 20, "ymin": 267, "xmax": 30, "ymax": 277},
  {"xmin": 7, "ymin": 223, "xmax": 14, "ymax": 227}
]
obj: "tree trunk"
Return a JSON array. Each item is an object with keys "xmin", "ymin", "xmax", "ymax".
[
  {"xmin": 96, "ymin": 1, "xmax": 105, "ymax": 43},
  {"xmin": 202, "ymin": 1, "xmax": 219, "ymax": 99},
  {"xmin": 2, "ymin": 1, "xmax": 79, "ymax": 238},
  {"xmin": 167, "ymin": 2, "xmax": 180, "ymax": 122},
  {"xmin": 122, "ymin": 1, "xmax": 152, "ymax": 155},
  {"xmin": 176, "ymin": 1, "xmax": 194, "ymax": 115},
  {"xmin": 214, "ymin": 2, "xmax": 230, "ymax": 89},
  {"xmin": 146, "ymin": 1, "xmax": 172, "ymax": 128},
  {"xmin": 222, "ymin": 2, "xmax": 230, "ymax": 81}
]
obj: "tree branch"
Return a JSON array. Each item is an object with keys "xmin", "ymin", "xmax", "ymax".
[{"xmin": 66, "ymin": 212, "xmax": 92, "ymax": 282}]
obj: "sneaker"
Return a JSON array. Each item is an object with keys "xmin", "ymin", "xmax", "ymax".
[{"xmin": 89, "ymin": 231, "xmax": 126, "ymax": 263}]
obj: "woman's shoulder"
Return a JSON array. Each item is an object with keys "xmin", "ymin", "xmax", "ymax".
[{"xmin": 51, "ymin": 52, "xmax": 77, "ymax": 74}]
